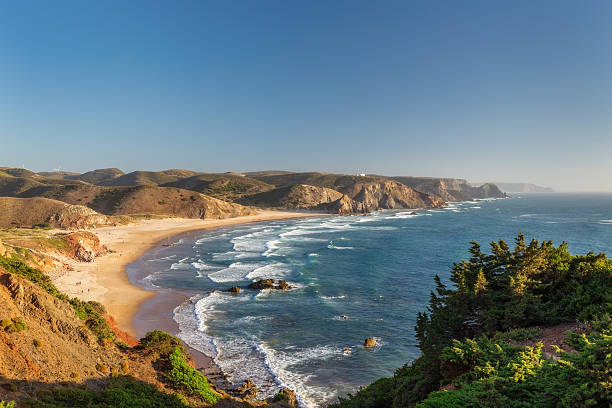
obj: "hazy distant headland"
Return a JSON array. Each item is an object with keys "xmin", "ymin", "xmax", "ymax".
[{"xmin": 486, "ymin": 182, "xmax": 554, "ymax": 193}]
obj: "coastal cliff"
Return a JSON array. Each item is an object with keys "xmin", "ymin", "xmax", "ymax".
[
  {"xmin": 390, "ymin": 176, "xmax": 507, "ymax": 201},
  {"xmin": 241, "ymin": 173, "xmax": 446, "ymax": 213}
]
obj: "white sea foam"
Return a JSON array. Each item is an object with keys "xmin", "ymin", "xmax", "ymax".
[
  {"xmin": 211, "ymin": 251, "xmax": 260, "ymax": 261},
  {"xmin": 327, "ymin": 244, "xmax": 354, "ymax": 250},
  {"xmin": 207, "ymin": 262, "xmax": 264, "ymax": 283},
  {"xmin": 320, "ymin": 295, "xmax": 347, "ymax": 300},
  {"xmin": 246, "ymin": 263, "xmax": 293, "ymax": 280},
  {"xmin": 258, "ymin": 343, "xmax": 345, "ymax": 408},
  {"xmin": 231, "ymin": 231, "xmax": 273, "ymax": 252},
  {"xmin": 147, "ymin": 254, "xmax": 178, "ymax": 262},
  {"xmin": 598, "ymin": 219, "xmax": 612, "ymax": 225},
  {"xmin": 190, "ymin": 261, "xmax": 218, "ymax": 270},
  {"xmin": 170, "ymin": 262, "xmax": 193, "ymax": 270}
]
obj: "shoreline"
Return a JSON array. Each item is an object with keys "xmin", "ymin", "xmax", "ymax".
[{"xmin": 51, "ymin": 210, "xmax": 330, "ymax": 336}]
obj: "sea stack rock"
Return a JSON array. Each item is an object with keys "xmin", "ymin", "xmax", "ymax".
[
  {"xmin": 364, "ymin": 337, "xmax": 376, "ymax": 348},
  {"xmin": 248, "ymin": 279, "xmax": 276, "ymax": 290},
  {"xmin": 228, "ymin": 286, "xmax": 241, "ymax": 293}
]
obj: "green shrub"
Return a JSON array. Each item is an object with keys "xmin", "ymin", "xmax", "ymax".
[
  {"xmin": 491, "ymin": 327, "xmax": 542, "ymax": 344},
  {"xmin": 0, "ymin": 402, "xmax": 15, "ymax": 408},
  {"xmin": 138, "ymin": 330, "xmax": 185, "ymax": 357},
  {"xmin": 4, "ymin": 317, "xmax": 27, "ymax": 333},
  {"xmin": 26, "ymin": 376, "xmax": 189, "ymax": 407},
  {"xmin": 417, "ymin": 319, "xmax": 612, "ymax": 407},
  {"xmin": 166, "ymin": 347, "xmax": 220, "ymax": 404},
  {"xmin": 331, "ymin": 377, "xmax": 393, "ymax": 408},
  {"xmin": 331, "ymin": 235, "xmax": 612, "ymax": 408}
]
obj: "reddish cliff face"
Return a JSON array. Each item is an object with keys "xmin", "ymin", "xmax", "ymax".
[{"xmin": 344, "ymin": 180, "xmax": 446, "ymax": 212}]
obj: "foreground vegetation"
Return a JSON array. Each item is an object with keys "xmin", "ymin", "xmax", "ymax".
[
  {"xmin": 331, "ymin": 234, "xmax": 612, "ymax": 408},
  {"xmin": 22, "ymin": 332, "xmax": 221, "ymax": 408}
]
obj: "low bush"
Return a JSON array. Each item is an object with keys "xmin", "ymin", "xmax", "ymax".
[
  {"xmin": 166, "ymin": 347, "xmax": 220, "ymax": 404},
  {"xmin": 25, "ymin": 376, "xmax": 189, "ymax": 408},
  {"xmin": 3, "ymin": 317, "xmax": 27, "ymax": 333},
  {"xmin": 138, "ymin": 330, "xmax": 185, "ymax": 357},
  {"xmin": 491, "ymin": 327, "xmax": 541, "ymax": 344}
]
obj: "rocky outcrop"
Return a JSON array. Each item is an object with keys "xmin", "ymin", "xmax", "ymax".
[
  {"xmin": 342, "ymin": 180, "xmax": 446, "ymax": 212},
  {"xmin": 0, "ymin": 239, "xmax": 6, "ymax": 257},
  {"xmin": 271, "ymin": 388, "xmax": 297, "ymax": 406},
  {"xmin": 235, "ymin": 378, "xmax": 259, "ymax": 400},
  {"xmin": 364, "ymin": 337, "xmax": 376, "ymax": 348},
  {"xmin": 248, "ymin": 279, "xmax": 293, "ymax": 290},
  {"xmin": 63, "ymin": 232, "xmax": 109, "ymax": 262},
  {"xmin": 53, "ymin": 204, "xmax": 112, "ymax": 229}
]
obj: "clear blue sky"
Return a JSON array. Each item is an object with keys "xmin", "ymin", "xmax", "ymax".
[{"xmin": 1, "ymin": 1, "xmax": 610, "ymax": 191}]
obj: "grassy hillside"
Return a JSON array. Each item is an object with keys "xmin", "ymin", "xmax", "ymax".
[
  {"xmin": 68, "ymin": 168, "xmax": 125, "ymax": 184},
  {"xmin": 100, "ymin": 170, "xmax": 199, "ymax": 186},
  {"xmin": 87, "ymin": 185, "xmax": 255, "ymax": 218},
  {"xmin": 162, "ymin": 173, "xmax": 274, "ymax": 201},
  {"xmin": 0, "ymin": 169, "xmax": 256, "ymax": 222},
  {"xmin": 237, "ymin": 184, "xmax": 344, "ymax": 209},
  {"xmin": 330, "ymin": 234, "xmax": 612, "ymax": 408},
  {"xmin": 248, "ymin": 172, "xmax": 386, "ymax": 190},
  {"xmin": 0, "ymin": 197, "xmax": 110, "ymax": 229}
]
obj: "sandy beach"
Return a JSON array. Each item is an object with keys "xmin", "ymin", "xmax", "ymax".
[{"xmin": 52, "ymin": 210, "xmax": 328, "ymax": 336}]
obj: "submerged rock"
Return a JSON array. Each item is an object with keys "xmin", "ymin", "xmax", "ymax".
[
  {"xmin": 228, "ymin": 286, "xmax": 241, "ymax": 293},
  {"xmin": 277, "ymin": 280, "xmax": 292, "ymax": 290}
]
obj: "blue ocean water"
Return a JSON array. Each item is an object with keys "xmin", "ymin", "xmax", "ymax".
[{"xmin": 132, "ymin": 194, "xmax": 612, "ymax": 407}]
